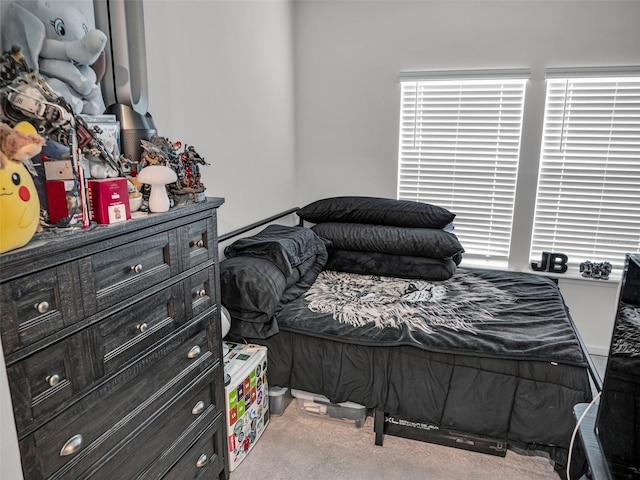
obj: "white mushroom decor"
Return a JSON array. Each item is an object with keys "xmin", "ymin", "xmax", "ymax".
[{"xmin": 137, "ymin": 165, "xmax": 177, "ymax": 212}]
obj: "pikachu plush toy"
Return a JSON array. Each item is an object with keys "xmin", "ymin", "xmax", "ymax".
[{"xmin": 0, "ymin": 122, "xmax": 46, "ymax": 254}]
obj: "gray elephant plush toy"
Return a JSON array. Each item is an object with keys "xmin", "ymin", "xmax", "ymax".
[{"xmin": 1, "ymin": 0, "xmax": 107, "ymax": 114}]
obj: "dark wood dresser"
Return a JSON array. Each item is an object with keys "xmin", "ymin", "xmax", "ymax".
[{"xmin": 0, "ymin": 198, "xmax": 228, "ymax": 480}]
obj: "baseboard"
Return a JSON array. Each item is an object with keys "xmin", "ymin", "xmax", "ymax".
[{"xmin": 587, "ymin": 344, "xmax": 609, "ymax": 357}]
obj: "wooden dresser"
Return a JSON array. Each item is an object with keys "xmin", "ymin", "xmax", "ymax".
[{"xmin": 0, "ymin": 198, "xmax": 228, "ymax": 480}]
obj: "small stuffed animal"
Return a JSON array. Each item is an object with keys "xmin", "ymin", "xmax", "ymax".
[
  {"xmin": 0, "ymin": 121, "xmax": 46, "ymax": 169},
  {"xmin": 0, "ymin": 122, "xmax": 46, "ymax": 253}
]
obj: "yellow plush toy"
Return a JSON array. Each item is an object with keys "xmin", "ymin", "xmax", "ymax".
[{"xmin": 0, "ymin": 122, "xmax": 46, "ymax": 254}]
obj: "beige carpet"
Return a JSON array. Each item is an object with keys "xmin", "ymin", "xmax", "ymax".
[{"xmin": 231, "ymin": 399, "xmax": 561, "ymax": 480}]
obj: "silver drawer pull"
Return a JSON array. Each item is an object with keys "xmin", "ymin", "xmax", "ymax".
[
  {"xmin": 187, "ymin": 345, "xmax": 201, "ymax": 359},
  {"xmin": 130, "ymin": 264, "xmax": 143, "ymax": 274},
  {"xmin": 60, "ymin": 434, "xmax": 83, "ymax": 456},
  {"xmin": 191, "ymin": 240, "xmax": 204, "ymax": 248},
  {"xmin": 137, "ymin": 323, "xmax": 148, "ymax": 333},
  {"xmin": 192, "ymin": 400, "xmax": 205, "ymax": 415},
  {"xmin": 196, "ymin": 289, "xmax": 206, "ymax": 297},
  {"xmin": 46, "ymin": 374, "xmax": 60, "ymax": 387},
  {"xmin": 35, "ymin": 301, "xmax": 50, "ymax": 314},
  {"xmin": 196, "ymin": 454, "xmax": 208, "ymax": 468}
]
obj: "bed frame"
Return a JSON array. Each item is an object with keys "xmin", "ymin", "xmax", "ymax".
[{"xmin": 219, "ymin": 207, "xmax": 603, "ymax": 469}]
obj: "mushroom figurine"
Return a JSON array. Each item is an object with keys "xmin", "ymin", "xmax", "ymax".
[{"xmin": 137, "ymin": 165, "xmax": 177, "ymax": 212}]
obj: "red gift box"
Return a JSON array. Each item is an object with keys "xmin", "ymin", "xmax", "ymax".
[
  {"xmin": 87, "ymin": 178, "xmax": 131, "ymax": 225},
  {"xmin": 46, "ymin": 179, "xmax": 82, "ymax": 225}
]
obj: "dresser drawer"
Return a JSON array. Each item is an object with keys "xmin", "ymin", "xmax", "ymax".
[
  {"xmin": 20, "ymin": 317, "xmax": 216, "ymax": 480},
  {"xmin": 7, "ymin": 331, "xmax": 93, "ymax": 434},
  {"xmin": 181, "ymin": 217, "xmax": 216, "ymax": 271},
  {"xmin": 96, "ymin": 283, "xmax": 186, "ymax": 376},
  {"xmin": 8, "ymin": 282, "xmax": 187, "ymax": 434},
  {"xmin": 162, "ymin": 415, "xmax": 226, "ymax": 480},
  {"xmin": 80, "ymin": 230, "xmax": 180, "ymax": 314},
  {"xmin": 0, "ymin": 264, "xmax": 83, "ymax": 354},
  {"xmin": 96, "ymin": 374, "xmax": 221, "ymax": 480},
  {"xmin": 185, "ymin": 266, "xmax": 217, "ymax": 319}
]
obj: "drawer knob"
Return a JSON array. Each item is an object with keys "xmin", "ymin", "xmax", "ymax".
[
  {"xmin": 46, "ymin": 374, "xmax": 60, "ymax": 387},
  {"xmin": 191, "ymin": 240, "xmax": 204, "ymax": 248},
  {"xmin": 196, "ymin": 454, "xmax": 208, "ymax": 468},
  {"xmin": 34, "ymin": 301, "xmax": 50, "ymax": 314},
  {"xmin": 196, "ymin": 289, "xmax": 206, "ymax": 297},
  {"xmin": 187, "ymin": 345, "xmax": 201, "ymax": 359},
  {"xmin": 192, "ymin": 400, "xmax": 205, "ymax": 415},
  {"xmin": 130, "ymin": 264, "xmax": 143, "ymax": 274},
  {"xmin": 137, "ymin": 323, "xmax": 148, "ymax": 333},
  {"xmin": 60, "ymin": 434, "xmax": 83, "ymax": 456}
]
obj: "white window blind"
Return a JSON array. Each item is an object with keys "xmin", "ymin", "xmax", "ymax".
[
  {"xmin": 397, "ymin": 74, "xmax": 528, "ymax": 266},
  {"xmin": 531, "ymin": 76, "xmax": 640, "ymax": 271}
]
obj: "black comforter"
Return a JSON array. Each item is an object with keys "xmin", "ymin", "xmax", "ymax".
[
  {"xmin": 222, "ymin": 225, "xmax": 586, "ymax": 366},
  {"xmin": 276, "ymin": 268, "xmax": 587, "ymax": 365}
]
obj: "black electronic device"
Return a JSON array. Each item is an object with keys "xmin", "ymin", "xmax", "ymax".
[{"xmin": 596, "ymin": 253, "xmax": 640, "ymax": 479}]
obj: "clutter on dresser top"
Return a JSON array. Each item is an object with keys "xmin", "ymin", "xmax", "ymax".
[{"xmin": 0, "ymin": 45, "xmax": 212, "ymax": 254}]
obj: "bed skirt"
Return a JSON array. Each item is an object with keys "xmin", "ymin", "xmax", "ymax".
[{"xmin": 253, "ymin": 330, "xmax": 592, "ymax": 476}]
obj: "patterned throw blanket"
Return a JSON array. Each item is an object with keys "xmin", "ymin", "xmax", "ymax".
[
  {"xmin": 304, "ymin": 270, "xmax": 515, "ymax": 334},
  {"xmin": 275, "ymin": 268, "xmax": 588, "ymax": 366}
]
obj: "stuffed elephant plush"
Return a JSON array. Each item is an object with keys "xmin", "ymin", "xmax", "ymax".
[{"xmin": 1, "ymin": 0, "xmax": 107, "ymax": 115}]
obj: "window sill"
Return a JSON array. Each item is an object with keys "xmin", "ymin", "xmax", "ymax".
[
  {"xmin": 536, "ymin": 270, "xmax": 622, "ymax": 287},
  {"xmin": 459, "ymin": 259, "xmax": 622, "ymax": 285}
]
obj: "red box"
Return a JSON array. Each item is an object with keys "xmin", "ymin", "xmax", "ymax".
[
  {"xmin": 46, "ymin": 180, "xmax": 82, "ymax": 225},
  {"xmin": 87, "ymin": 178, "xmax": 131, "ymax": 224}
]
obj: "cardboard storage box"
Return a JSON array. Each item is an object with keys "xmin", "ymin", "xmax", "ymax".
[
  {"xmin": 87, "ymin": 178, "xmax": 131, "ymax": 224},
  {"xmin": 291, "ymin": 389, "xmax": 367, "ymax": 428},
  {"xmin": 268, "ymin": 386, "xmax": 292, "ymax": 416},
  {"xmin": 223, "ymin": 342, "xmax": 269, "ymax": 471}
]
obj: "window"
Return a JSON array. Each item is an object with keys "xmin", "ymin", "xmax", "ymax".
[
  {"xmin": 397, "ymin": 70, "xmax": 529, "ymax": 266},
  {"xmin": 531, "ymin": 72, "xmax": 640, "ymax": 271}
]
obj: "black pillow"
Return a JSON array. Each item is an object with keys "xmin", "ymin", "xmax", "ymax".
[
  {"xmin": 311, "ymin": 222, "xmax": 464, "ymax": 261},
  {"xmin": 298, "ymin": 196, "xmax": 455, "ymax": 229}
]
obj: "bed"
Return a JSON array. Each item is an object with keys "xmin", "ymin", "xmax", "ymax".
[{"xmin": 219, "ymin": 197, "xmax": 598, "ymax": 478}]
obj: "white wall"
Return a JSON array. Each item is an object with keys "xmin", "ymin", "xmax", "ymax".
[
  {"xmin": 293, "ymin": 0, "xmax": 640, "ymax": 353},
  {"xmin": 144, "ymin": 0, "xmax": 297, "ymax": 236},
  {"xmin": 293, "ymin": 0, "xmax": 640, "ymax": 204}
]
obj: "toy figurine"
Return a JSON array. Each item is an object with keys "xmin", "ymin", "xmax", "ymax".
[
  {"xmin": 139, "ymin": 139, "xmax": 168, "ymax": 169},
  {"xmin": 0, "ymin": 45, "xmax": 31, "ymax": 87},
  {"xmin": 579, "ymin": 260, "xmax": 613, "ymax": 280},
  {"xmin": 179, "ymin": 144, "xmax": 209, "ymax": 192},
  {"xmin": 601, "ymin": 261, "xmax": 612, "ymax": 280},
  {"xmin": 580, "ymin": 260, "xmax": 593, "ymax": 278},
  {"xmin": 138, "ymin": 136, "xmax": 210, "ymax": 208}
]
